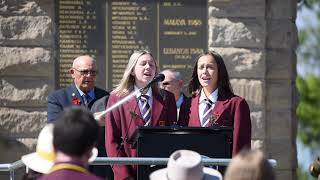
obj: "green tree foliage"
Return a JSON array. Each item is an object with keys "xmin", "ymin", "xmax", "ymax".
[
  {"xmin": 297, "ymin": 165, "xmax": 309, "ymax": 180},
  {"xmin": 296, "ymin": 1, "xmax": 320, "ymax": 179},
  {"xmin": 296, "ymin": 75, "xmax": 320, "ymax": 148},
  {"xmin": 297, "ymin": 0, "xmax": 320, "ymax": 71},
  {"xmin": 298, "ymin": 0, "xmax": 320, "ymax": 9}
]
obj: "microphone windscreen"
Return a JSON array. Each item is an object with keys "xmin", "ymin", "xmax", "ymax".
[
  {"xmin": 158, "ymin": 73, "xmax": 165, "ymax": 82},
  {"xmin": 310, "ymin": 157, "xmax": 320, "ymax": 178}
]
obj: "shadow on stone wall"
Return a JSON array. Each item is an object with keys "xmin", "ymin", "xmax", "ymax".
[
  {"xmin": 0, "ymin": 136, "xmax": 31, "ymax": 163},
  {"xmin": 0, "ymin": 0, "xmax": 54, "ymax": 17},
  {"xmin": 0, "ymin": 136, "xmax": 34, "ymax": 179}
]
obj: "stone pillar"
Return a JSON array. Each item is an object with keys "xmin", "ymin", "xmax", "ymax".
[
  {"xmin": 208, "ymin": 0, "xmax": 297, "ymax": 179},
  {"xmin": 0, "ymin": 1, "xmax": 54, "ymax": 178}
]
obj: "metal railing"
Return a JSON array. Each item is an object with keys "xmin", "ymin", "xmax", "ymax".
[{"xmin": 0, "ymin": 157, "xmax": 277, "ymax": 180}]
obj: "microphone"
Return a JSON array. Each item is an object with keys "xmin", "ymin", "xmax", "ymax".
[
  {"xmin": 310, "ymin": 157, "xmax": 320, "ymax": 178},
  {"xmin": 94, "ymin": 74, "xmax": 165, "ymax": 121},
  {"xmin": 141, "ymin": 73, "xmax": 165, "ymax": 92}
]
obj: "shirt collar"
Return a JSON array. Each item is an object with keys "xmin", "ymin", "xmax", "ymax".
[
  {"xmin": 176, "ymin": 93, "xmax": 184, "ymax": 108},
  {"xmin": 75, "ymin": 85, "xmax": 95, "ymax": 99},
  {"xmin": 199, "ymin": 88, "xmax": 218, "ymax": 104},
  {"xmin": 134, "ymin": 86, "xmax": 152, "ymax": 99}
]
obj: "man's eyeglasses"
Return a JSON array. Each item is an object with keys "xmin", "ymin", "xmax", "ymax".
[
  {"xmin": 162, "ymin": 82, "xmax": 170, "ymax": 86},
  {"xmin": 73, "ymin": 68, "xmax": 98, "ymax": 76},
  {"xmin": 161, "ymin": 80, "xmax": 178, "ymax": 86}
]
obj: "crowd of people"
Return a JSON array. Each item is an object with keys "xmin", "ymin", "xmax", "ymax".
[{"xmin": 19, "ymin": 50, "xmax": 276, "ymax": 180}]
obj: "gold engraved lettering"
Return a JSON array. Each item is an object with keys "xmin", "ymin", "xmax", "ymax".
[
  {"xmin": 112, "ymin": 55, "xmax": 129, "ymax": 59},
  {"xmin": 174, "ymin": 55, "xmax": 192, "ymax": 59},
  {"xmin": 112, "ymin": 21, "xmax": 131, "ymax": 25},
  {"xmin": 59, "ymin": 10, "xmax": 84, "ymax": 15},
  {"xmin": 112, "ymin": 11, "xmax": 135, "ymax": 16},
  {"xmin": 60, "ymin": 39, "xmax": 82, "ymax": 44},
  {"xmin": 163, "ymin": 19, "xmax": 186, "ymax": 26},
  {"xmin": 112, "ymin": 26, "xmax": 125, "ymax": 30},
  {"xmin": 163, "ymin": 48, "xmax": 190, "ymax": 54},
  {"xmin": 112, "ymin": 2, "xmax": 130, "ymax": 6},
  {"xmin": 188, "ymin": 19, "xmax": 202, "ymax": 26},
  {"xmin": 162, "ymin": 64, "xmax": 187, "ymax": 69},
  {"xmin": 60, "ymin": 5, "xmax": 75, "ymax": 10},
  {"xmin": 60, "ymin": 1, "xmax": 84, "ymax": 5},
  {"xmin": 60, "ymin": 34, "xmax": 82, "ymax": 39},
  {"xmin": 112, "ymin": 16, "xmax": 138, "ymax": 21},
  {"xmin": 59, "ymin": 30, "xmax": 73, "ymax": 34},
  {"xmin": 190, "ymin": 48, "xmax": 204, "ymax": 54},
  {"xmin": 112, "ymin": 6, "xmax": 138, "ymax": 11},
  {"xmin": 163, "ymin": 31, "xmax": 183, "ymax": 35},
  {"xmin": 60, "ymin": 15, "xmax": 84, "ymax": 20},
  {"xmin": 60, "ymin": 20, "xmax": 77, "ymax": 24},
  {"xmin": 60, "ymin": 44, "xmax": 75, "ymax": 48},
  {"xmin": 112, "ymin": 31, "xmax": 125, "ymax": 35}
]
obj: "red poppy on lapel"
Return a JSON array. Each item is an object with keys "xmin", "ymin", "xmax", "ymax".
[{"xmin": 71, "ymin": 93, "xmax": 81, "ymax": 105}]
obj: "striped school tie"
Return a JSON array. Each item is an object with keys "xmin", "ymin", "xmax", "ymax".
[
  {"xmin": 140, "ymin": 95, "xmax": 151, "ymax": 125},
  {"xmin": 202, "ymin": 98, "xmax": 213, "ymax": 127}
]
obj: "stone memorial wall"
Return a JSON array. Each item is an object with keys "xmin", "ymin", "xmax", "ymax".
[{"xmin": 0, "ymin": 0, "xmax": 298, "ymax": 179}]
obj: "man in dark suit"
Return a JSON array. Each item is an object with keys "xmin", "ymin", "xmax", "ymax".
[
  {"xmin": 39, "ymin": 107, "xmax": 103, "ymax": 180},
  {"xmin": 47, "ymin": 55, "xmax": 109, "ymax": 122},
  {"xmin": 47, "ymin": 55, "xmax": 109, "ymax": 179},
  {"xmin": 90, "ymin": 96, "xmax": 114, "ymax": 180},
  {"xmin": 160, "ymin": 69, "xmax": 188, "ymax": 120}
]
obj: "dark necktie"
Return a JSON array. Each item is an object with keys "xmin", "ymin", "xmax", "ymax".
[
  {"xmin": 83, "ymin": 94, "xmax": 91, "ymax": 106},
  {"xmin": 140, "ymin": 95, "xmax": 151, "ymax": 124},
  {"xmin": 202, "ymin": 98, "xmax": 213, "ymax": 126}
]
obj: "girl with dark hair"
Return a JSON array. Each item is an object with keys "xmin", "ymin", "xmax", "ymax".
[{"xmin": 179, "ymin": 50, "xmax": 251, "ymax": 156}]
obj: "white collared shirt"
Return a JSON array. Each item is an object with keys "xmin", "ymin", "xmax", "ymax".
[
  {"xmin": 199, "ymin": 88, "xmax": 218, "ymax": 126},
  {"xmin": 134, "ymin": 86, "xmax": 153, "ymax": 114},
  {"xmin": 176, "ymin": 94, "xmax": 185, "ymax": 120}
]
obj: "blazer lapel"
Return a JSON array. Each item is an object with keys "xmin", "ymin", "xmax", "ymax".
[
  {"xmin": 190, "ymin": 95, "xmax": 201, "ymax": 126},
  {"xmin": 211, "ymin": 94, "xmax": 230, "ymax": 126},
  {"xmin": 126, "ymin": 95, "xmax": 145, "ymax": 125},
  {"xmin": 151, "ymin": 92, "xmax": 163, "ymax": 126},
  {"xmin": 68, "ymin": 84, "xmax": 83, "ymax": 106}
]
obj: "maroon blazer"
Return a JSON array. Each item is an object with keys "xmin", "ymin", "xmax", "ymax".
[
  {"xmin": 38, "ymin": 161, "xmax": 102, "ymax": 180},
  {"xmin": 179, "ymin": 92, "xmax": 251, "ymax": 157},
  {"xmin": 105, "ymin": 89, "xmax": 177, "ymax": 180}
]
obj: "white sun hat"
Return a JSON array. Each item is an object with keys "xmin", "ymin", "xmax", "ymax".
[
  {"xmin": 21, "ymin": 124, "xmax": 55, "ymax": 174},
  {"xmin": 21, "ymin": 123, "xmax": 98, "ymax": 174},
  {"xmin": 149, "ymin": 150, "xmax": 222, "ymax": 180}
]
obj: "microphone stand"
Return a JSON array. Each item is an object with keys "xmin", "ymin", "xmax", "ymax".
[
  {"xmin": 94, "ymin": 88, "xmax": 142, "ymax": 121},
  {"xmin": 94, "ymin": 78, "xmax": 158, "ymax": 121}
]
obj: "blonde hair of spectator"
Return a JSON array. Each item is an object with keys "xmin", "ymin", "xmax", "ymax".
[{"xmin": 224, "ymin": 149, "xmax": 276, "ymax": 180}]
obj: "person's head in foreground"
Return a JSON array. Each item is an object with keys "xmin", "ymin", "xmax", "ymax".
[
  {"xmin": 52, "ymin": 106, "xmax": 99, "ymax": 166},
  {"xmin": 149, "ymin": 150, "xmax": 222, "ymax": 180},
  {"xmin": 21, "ymin": 124, "xmax": 55, "ymax": 180},
  {"xmin": 224, "ymin": 149, "xmax": 276, "ymax": 180}
]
